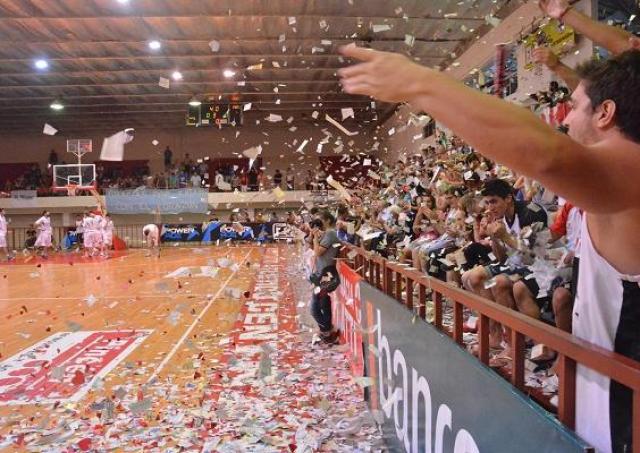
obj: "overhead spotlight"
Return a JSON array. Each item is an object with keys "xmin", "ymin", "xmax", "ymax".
[
  {"xmin": 223, "ymin": 69, "xmax": 236, "ymax": 78},
  {"xmin": 172, "ymin": 71, "xmax": 183, "ymax": 81},
  {"xmin": 34, "ymin": 59, "xmax": 49, "ymax": 70},
  {"xmin": 188, "ymin": 96, "xmax": 202, "ymax": 106},
  {"xmin": 50, "ymin": 100, "xmax": 64, "ymax": 110},
  {"xmin": 148, "ymin": 40, "xmax": 162, "ymax": 50},
  {"xmin": 117, "ymin": 0, "xmax": 129, "ymax": 3}
]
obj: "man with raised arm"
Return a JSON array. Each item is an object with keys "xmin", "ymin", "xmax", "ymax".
[
  {"xmin": 533, "ymin": 0, "xmax": 640, "ymax": 90},
  {"xmin": 338, "ymin": 2, "xmax": 640, "ymax": 451}
]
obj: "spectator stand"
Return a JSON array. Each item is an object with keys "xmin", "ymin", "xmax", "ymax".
[
  {"xmin": 0, "ymin": 162, "xmax": 42, "ymax": 192},
  {"xmin": 341, "ymin": 245, "xmax": 640, "ymax": 452},
  {"xmin": 319, "ymin": 155, "xmax": 380, "ymax": 188},
  {"xmin": 96, "ymin": 160, "xmax": 150, "ymax": 188}
]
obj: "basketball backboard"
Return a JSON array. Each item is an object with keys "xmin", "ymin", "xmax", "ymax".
[
  {"xmin": 52, "ymin": 164, "xmax": 97, "ymax": 192},
  {"xmin": 66, "ymin": 139, "xmax": 92, "ymax": 159}
]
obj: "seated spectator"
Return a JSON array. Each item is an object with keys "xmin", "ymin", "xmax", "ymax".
[{"xmin": 461, "ymin": 178, "xmax": 547, "ymax": 349}]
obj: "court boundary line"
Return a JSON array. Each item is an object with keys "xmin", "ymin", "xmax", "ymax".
[{"xmin": 146, "ymin": 248, "xmax": 253, "ymax": 384}]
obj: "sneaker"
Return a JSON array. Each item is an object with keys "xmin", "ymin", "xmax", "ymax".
[{"xmin": 321, "ymin": 330, "xmax": 340, "ymax": 345}]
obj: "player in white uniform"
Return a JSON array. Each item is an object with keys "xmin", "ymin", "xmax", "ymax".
[
  {"xmin": 93, "ymin": 212, "xmax": 104, "ymax": 256},
  {"xmin": 34, "ymin": 211, "xmax": 52, "ymax": 258},
  {"xmin": 0, "ymin": 208, "xmax": 15, "ymax": 261},
  {"xmin": 82, "ymin": 212, "xmax": 102, "ymax": 257},
  {"xmin": 101, "ymin": 214, "xmax": 114, "ymax": 256},
  {"xmin": 142, "ymin": 224, "xmax": 160, "ymax": 257}
]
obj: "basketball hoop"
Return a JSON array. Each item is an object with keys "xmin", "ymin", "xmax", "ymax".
[{"xmin": 66, "ymin": 184, "xmax": 78, "ymax": 197}]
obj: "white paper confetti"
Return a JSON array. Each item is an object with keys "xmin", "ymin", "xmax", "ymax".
[{"xmin": 43, "ymin": 123, "xmax": 58, "ymax": 136}]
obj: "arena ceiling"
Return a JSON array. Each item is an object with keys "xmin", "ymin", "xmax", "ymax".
[{"xmin": 0, "ymin": 0, "xmax": 516, "ymax": 134}]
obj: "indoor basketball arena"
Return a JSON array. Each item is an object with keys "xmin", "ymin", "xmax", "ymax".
[{"xmin": 0, "ymin": 1, "xmax": 639, "ymax": 452}]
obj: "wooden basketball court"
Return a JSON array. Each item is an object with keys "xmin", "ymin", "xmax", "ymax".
[{"xmin": 0, "ymin": 245, "xmax": 381, "ymax": 451}]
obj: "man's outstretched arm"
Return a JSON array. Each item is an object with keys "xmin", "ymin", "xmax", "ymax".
[
  {"xmin": 338, "ymin": 45, "xmax": 640, "ymax": 213},
  {"xmin": 539, "ymin": 0, "xmax": 638, "ymax": 55},
  {"xmin": 532, "ymin": 47, "xmax": 580, "ymax": 90}
]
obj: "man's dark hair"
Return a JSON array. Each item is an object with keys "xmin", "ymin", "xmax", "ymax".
[
  {"xmin": 336, "ymin": 205, "xmax": 350, "ymax": 218},
  {"xmin": 576, "ymin": 50, "xmax": 640, "ymax": 143},
  {"xmin": 319, "ymin": 210, "xmax": 336, "ymax": 226},
  {"xmin": 309, "ymin": 218, "xmax": 323, "ymax": 229},
  {"xmin": 481, "ymin": 178, "xmax": 514, "ymax": 199}
]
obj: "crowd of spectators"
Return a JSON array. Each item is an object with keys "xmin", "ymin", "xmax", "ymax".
[
  {"xmin": 310, "ymin": 124, "xmax": 579, "ymax": 352},
  {"xmin": 1, "ymin": 149, "xmax": 313, "ymax": 196}
]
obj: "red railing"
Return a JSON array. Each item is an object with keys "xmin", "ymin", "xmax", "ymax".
[{"xmin": 342, "ymin": 244, "xmax": 640, "ymax": 453}]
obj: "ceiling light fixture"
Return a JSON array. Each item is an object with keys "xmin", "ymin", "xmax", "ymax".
[
  {"xmin": 148, "ymin": 40, "xmax": 161, "ymax": 50},
  {"xmin": 172, "ymin": 71, "xmax": 183, "ymax": 81},
  {"xmin": 117, "ymin": 0, "xmax": 130, "ymax": 3},
  {"xmin": 188, "ymin": 96, "xmax": 202, "ymax": 106},
  {"xmin": 34, "ymin": 59, "xmax": 49, "ymax": 70},
  {"xmin": 50, "ymin": 100, "xmax": 64, "ymax": 110},
  {"xmin": 223, "ymin": 69, "xmax": 236, "ymax": 78}
]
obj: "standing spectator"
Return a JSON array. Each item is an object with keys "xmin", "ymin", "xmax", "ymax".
[
  {"xmin": 285, "ymin": 166, "xmax": 295, "ymax": 190},
  {"xmin": 310, "ymin": 211, "xmax": 341, "ymax": 344},
  {"xmin": 304, "ymin": 170, "xmax": 314, "ymax": 190},
  {"xmin": 168, "ymin": 169, "xmax": 177, "ymax": 189},
  {"xmin": 48, "ymin": 149, "xmax": 58, "ymax": 167},
  {"xmin": 182, "ymin": 153, "xmax": 194, "ymax": 173},
  {"xmin": 190, "ymin": 172, "xmax": 202, "ymax": 188},
  {"xmin": 248, "ymin": 168, "xmax": 259, "ymax": 191},
  {"xmin": 231, "ymin": 171, "xmax": 240, "ymax": 191},
  {"xmin": 214, "ymin": 170, "xmax": 223, "ymax": 191},
  {"xmin": 273, "ymin": 169, "xmax": 283, "ymax": 188},
  {"xmin": 163, "ymin": 146, "xmax": 173, "ymax": 170},
  {"xmin": 240, "ymin": 170, "xmax": 248, "ymax": 192},
  {"xmin": 178, "ymin": 169, "xmax": 188, "ymax": 188}
]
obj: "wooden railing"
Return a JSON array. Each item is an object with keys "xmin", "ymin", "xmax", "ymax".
[{"xmin": 342, "ymin": 244, "xmax": 640, "ymax": 453}]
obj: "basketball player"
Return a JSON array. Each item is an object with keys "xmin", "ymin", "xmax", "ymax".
[
  {"xmin": 34, "ymin": 211, "xmax": 52, "ymax": 258},
  {"xmin": 0, "ymin": 208, "xmax": 15, "ymax": 261},
  {"xmin": 142, "ymin": 223, "xmax": 160, "ymax": 257},
  {"xmin": 101, "ymin": 213, "xmax": 114, "ymax": 257},
  {"xmin": 92, "ymin": 210, "xmax": 104, "ymax": 256},
  {"xmin": 82, "ymin": 212, "xmax": 101, "ymax": 257}
]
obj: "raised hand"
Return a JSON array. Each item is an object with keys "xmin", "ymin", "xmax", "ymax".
[
  {"xmin": 538, "ymin": 0, "xmax": 570, "ymax": 19},
  {"xmin": 338, "ymin": 44, "xmax": 430, "ymax": 103},
  {"xmin": 532, "ymin": 47, "xmax": 560, "ymax": 69}
]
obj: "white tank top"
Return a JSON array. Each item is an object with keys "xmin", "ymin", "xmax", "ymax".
[{"xmin": 573, "ymin": 214, "xmax": 640, "ymax": 453}]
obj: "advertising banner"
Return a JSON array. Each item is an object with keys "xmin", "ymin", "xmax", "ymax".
[
  {"xmin": 0, "ymin": 330, "xmax": 151, "ymax": 405},
  {"xmin": 333, "ymin": 260, "xmax": 364, "ymax": 376},
  {"xmin": 10, "ymin": 190, "xmax": 37, "ymax": 199},
  {"xmin": 160, "ymin": 221, "xmax": 275, "ymax": 243},
  {"xmin": 359, "ymin": 282, "xmax": 590, "ymax": 453},
  {"xmin": 160, "ymin": 224, "xmax": 203, "ymax": 242},
  {"xmin": 104, "ymin": 188, "xmax": 208, "ymax": 214}
]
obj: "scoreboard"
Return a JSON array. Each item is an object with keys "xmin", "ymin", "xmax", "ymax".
[{"xmin": 186, "ymin": 103, "xmax": 243, "ymax": 127}]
